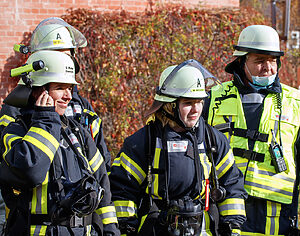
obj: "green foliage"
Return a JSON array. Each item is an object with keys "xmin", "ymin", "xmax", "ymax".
[{"xmin": 62, "ymin": 6, "xmax": 273, "ymax": 157}]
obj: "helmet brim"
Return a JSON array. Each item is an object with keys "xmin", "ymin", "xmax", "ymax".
[{"xmin": 144, "ymin": 100, "xmax": 165, "ymax": 119}]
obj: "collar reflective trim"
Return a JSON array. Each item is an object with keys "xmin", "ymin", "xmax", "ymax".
[{"xmin": 240, "ymin": 93, "xmax": 265, "ymax": 104}]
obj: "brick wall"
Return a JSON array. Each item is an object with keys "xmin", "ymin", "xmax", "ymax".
[{"xmin": 0, "ymin": 0, "xmax": 239, "ymax": 104}]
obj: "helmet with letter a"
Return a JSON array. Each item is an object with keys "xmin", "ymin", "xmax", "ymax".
[
  {"xmin": 145, "ymin": 59, "xmax": 220, "ymax": 117},
  {"xmin": 30, "ymin": 17, "xmax": 87, "ymax": 53}
]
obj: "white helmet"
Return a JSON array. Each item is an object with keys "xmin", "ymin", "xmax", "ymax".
[
  {"xmin": 18, "ymin": 50, "xmax": 78, "ymax": 86},
  {"xmin": 145, "ymin": 59, "xmax": 219, "ymax": 117},
  {"xmin": 30, "ymin": 17, "xmax": 87, "ymax": 52},
  {"xmin": 4, "ymin": 50, "xmax": 77, "ymax": 107},
  {"xmin": 233, "ymin": 25, "xmax": 284, "ymax": 56}
]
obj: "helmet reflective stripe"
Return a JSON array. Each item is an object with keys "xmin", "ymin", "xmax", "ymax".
[
  {"xmin": 18, "ymin": 50, "xmax": 78, "ymax": 87},
  {"xmin": 233, "ymin": 25, "xmax": 284, "ymax": 57},
  {"xmin": 155, "ymin": 59, "xmax": 219, "ymax": 102},
  {"xmin": 30, "ymin": 17, "xmax": 87, "ymax": 52}
]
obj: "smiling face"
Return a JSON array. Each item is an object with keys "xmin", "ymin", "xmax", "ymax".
[
  {"xmin": 244, "ymin": 53, "xmax": 278, "ymax": 82},
  {"xmin": 48, "ymin": 82, "xmax": 73, "ymax": 115},
  {"xmin": 178, "ymin": 98, "xmax": 204, "ymax": 128}
]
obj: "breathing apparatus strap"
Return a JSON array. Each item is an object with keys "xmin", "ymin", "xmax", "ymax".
[{"xmin": 190, "ymin": 130, "xmax": 205, "ymax": 199}]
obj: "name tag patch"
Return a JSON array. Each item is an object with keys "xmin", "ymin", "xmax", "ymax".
[{"xmin": 167, "ymin": 141, "xmax": 188, "ymax": 152}]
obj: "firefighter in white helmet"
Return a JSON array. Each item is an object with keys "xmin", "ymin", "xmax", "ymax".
[
  {"xmin": 0, "ymin": 18, "xmax": 112, "ymax": 233},
  {"xmin": 109, "ymin": 59, "xmax": 247, "ymax": 236},
  {"xmin": 0, "ymin": 50, "xmax": 120, "ymax": 236},
  {"xmin": 203, "ymin": 25, "xmax": 300, "ymax": 235}
]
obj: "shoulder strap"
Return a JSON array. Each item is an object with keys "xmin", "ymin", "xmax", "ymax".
[{"xmin": 204, "ymin": 122, "xmax": 226, "ymax": 201}]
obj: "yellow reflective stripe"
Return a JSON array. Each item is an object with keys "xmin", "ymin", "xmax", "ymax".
[
  {"xmin": 241, "ymin": 232, "xmax": 284, "ymax": 236},
  {"xmin": 199, "ymin": 153, "xmax": 211, "ymax": 179},
  {"xmin": 119, "ymin": 152, "xmax": 146, "ymax": 185},
  {"xmin": 265, "ymin": 201, "xmax": 280, "ymax": 235},
  {"xmin": 76, "ymin": 147, "xmax": 92, "ymax": 172},
  {"xmin": 114, "ymin": 200, "xmax": 137, "ymax": 218},
  {"xmin": 216, "ymin": 149, "xmax": 234, "ymax": 178},
  {"xmin": 138, "ymin": 214, "xmax": 148, "ymax": 232},
  {"xmin": 0, "ymin": 114, "xmax": 15, "ymax": 127},
  {"xmin": 30, "ymin": 225, "xmax": 47, "ymax": 236},
  {"xmin": 2, "ymin": 133, "xmax": 21, "ymax": 160},
  {"xmin": 91, "ymin": 117, "xmax": 101, "ymax": 137},
  {"xmin": 218, "ymin": 198, "xmax": 245, "ymax": 216},
  {"xmin": 89, "ymin": 149, "xmax": 104, "ymax": 173},
  {"xmin": 96, "ymin": 206, "xmax": 118, "ymax": 224},
  {"xmin": 23, "ymin": 127, "xmax": 59, "ymax": 162},
  {"xmin": 152, "ymin": 145, "xmax": 162, "ymax": 199},
  {"xmin": 201, "ymin": 211, "xmax": 213, "ymax": 236},
  {"xmin": 31, "ymin": 173, "xmax": 49, "ymax": 214}
]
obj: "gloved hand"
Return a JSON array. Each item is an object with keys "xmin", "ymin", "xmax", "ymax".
[{"xmin": 218, "ymin": 222, "xmax": 241, "ymax": 236}]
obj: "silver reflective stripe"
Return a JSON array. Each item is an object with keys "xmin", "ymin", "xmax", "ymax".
[
  {"xmin": 236, "ymin": 162, "xmax": 248, "ymax": 168},
  {"xmin": 34, "ymin": 185, "xmax": 43, "ymax": 214},
  {"xmin": 27, "ymin": 131, "xmax": 57, "ymax": 154},
  {"xmin": 90, "ymin": 150, "xmax": 104, "ymax": 172},
  {"xmin": 115, "ymin": 205, "xmax": 136, "ymax": 215},
  {"xmin": 240, "ymin": 93, "xmax": 264, "ymax": 104},
  {"xmin": 248, "ymin": 167, "xmax": 294, "ymax": 182},
  {"xmin": 245, "ymin": 180, "xmax": 293, "ymax": 196},
  {"xmin": 218, "ymin": 202, "xmax": 245, "ymax": 213},
  {"xmin": 32, "ymin": 225, "xmax": 43, "ymax": 236},
  {"xmin": 120, "ymin": 154, "xmax": 145, "ymax": 183},
  {"xmin": 269, "ymin": 201, "xmax": 277, "ymax": 235},
  {"xmin": 101, "ymin": 210, "xmax": 117, "ymax": 220},
  {"xmin": 216, "ymin": 151, "xmax": 234, "ymax": 177}
]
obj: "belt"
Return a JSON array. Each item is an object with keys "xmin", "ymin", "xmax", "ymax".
[{"xmin": 30, "ymin": 214, "xmax": 93, "ymax": 227}]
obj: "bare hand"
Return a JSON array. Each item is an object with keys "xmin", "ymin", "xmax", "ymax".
[{"xmin": 35, "ymin": 90, "xmax": 54, "ymax": 107}]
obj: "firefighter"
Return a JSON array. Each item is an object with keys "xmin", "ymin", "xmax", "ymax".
[
  {"xmin": 0, "ymin": 50, "xmax": 120, "ymax": 235},
  {"xmin": 203, "ymin": 25, "xmax": 300, "ymax": 235},
  {"xmin": 109, "ymin": 59, "xmax": 247, "ymax": 236},
  {"xmin": 0, "ymin": 17, "xmax": 111, "ymax": 172}
]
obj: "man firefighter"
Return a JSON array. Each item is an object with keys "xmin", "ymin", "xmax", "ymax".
[
  {"xmin": 109, "ymin": 59, "xmax": 247, "ymax": 235},
  {"xmin": 203, "ymin": 25, "xmax": 300, "ymax": 235}
]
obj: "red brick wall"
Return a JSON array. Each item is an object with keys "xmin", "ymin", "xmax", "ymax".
[{"xmin": 0, "ymin": 0, "xmax": 239, "ymax": 104}]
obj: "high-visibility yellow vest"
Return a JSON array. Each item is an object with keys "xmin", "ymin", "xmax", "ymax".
[{"xmin": 207, "ymin": 81, "xmax": 300, "ymax": 204}]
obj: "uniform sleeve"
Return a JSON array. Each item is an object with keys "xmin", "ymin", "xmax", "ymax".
[
  {"xmin": 109, "ymin": 127, "xmax": 148, "ymax": 234},
  {"xmin": 0, "ymin": 106, "xmax": 61, "ymax": 188},
  {"xmin": 83, "ymin": 126, "xmax": 120, "ymax": 236},
  {"xmin": 212, "ymin": 127, "xmax": 247, "ymax": 226}
]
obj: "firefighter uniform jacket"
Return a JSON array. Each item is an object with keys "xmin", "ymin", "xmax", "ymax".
[
  {"xmin": 109, "ymin": 117, "xmax": 247, "ymax": 235},
  {"xmin": 204, "ymin": 78, "xmax": 300, "ymax": 235},
  {"xmin": 0, "ymin": 106, "xmax": 120, "ymax": 236},
  {"xmin": 0, "ymin": 90, "xmax": 112, "ymax": 172}
]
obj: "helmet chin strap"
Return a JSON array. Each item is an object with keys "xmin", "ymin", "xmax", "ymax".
[{"xmin": 161, "ymin": 101, "xmax": 197, "ymax": 131}]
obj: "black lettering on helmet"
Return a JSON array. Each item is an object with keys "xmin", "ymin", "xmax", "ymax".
[
  {"xmin": 56, "ymin": 33, "xmax": 62, "ymax": 40},
  {"xmin": 197, "ymin": 78, "xmax": 201, "ymax": 87}
]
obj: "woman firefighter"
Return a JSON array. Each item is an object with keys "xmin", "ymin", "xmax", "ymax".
[{"xmin": 109, "ymin": 59, "xmax": 247, "ymax": 236}]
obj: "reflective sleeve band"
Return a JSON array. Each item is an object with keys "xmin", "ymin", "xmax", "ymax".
[
  {"xmin": 23, "ymin": 127, "xmax": 59, "ymax": 162},
  {"xmin": 218, "ymin": 198, "xmax": 245, "ymax": 216},
  {"xmin": 114, "ymin": 200, "xmax": 137, "ymax": 218},
  {"xmin": 2, "ymin": 133, "xmax": 21, "ymax": 161},
  {"xmin": 91, "ymin": 117, "xmax": 101, "ymax": 138},
  {"xmin": 216, "ymin": 149, "xmax": 234, "ymax": 178},
  {"xmin": 96, "ymin": 205, "xmax": 118, "ymax": 225},
  {"xmin": 0, "ymin": 114, "xmax": 15, "ymax": 127},
  {"xmin": 116, "ymin": 152, "xmax": 146, "ymax": 185},
  {"xmin": 89, "ymin": 149, "xmax": 104, "ymax": 173}
]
